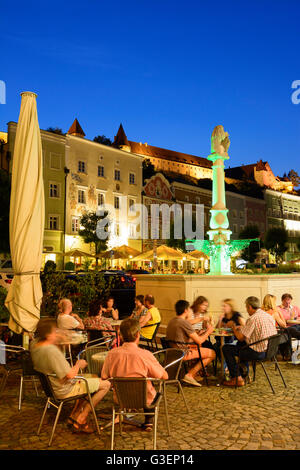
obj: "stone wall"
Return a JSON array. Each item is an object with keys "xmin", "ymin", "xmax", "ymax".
[{"xmin": 136, "ymin": 274, "xmax": 300, "ymax": 325}]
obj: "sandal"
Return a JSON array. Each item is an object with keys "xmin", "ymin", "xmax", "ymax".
[
  {"xmin": 72, "ymin": 421, "xmax": 95, "ymax": 434},
  {"xmin": 142, "ymin": 423, "xmax": 153, "ymax": 432}
]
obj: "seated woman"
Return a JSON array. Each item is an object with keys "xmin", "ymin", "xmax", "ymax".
[
  {"xmin": 262, "ymin": 294, "xmax": 286, "ymax": 328},
  {"xmin": 102, "ymin": 297, "xmax": 119, "ymax": 321},
  {"xmin": 31, "ymin": 318, "xmax": 111, "ymax": 433},
  {"xmin": 214, "ymin": 298, "xmax": 245, "ymax": 355},
  {"xmin": 84, "ymin": 299, "xmax": 113, "ymax": 338},
  {"xmin": 189, "ymin": 296, "xmax": 215, "ymax": 352},
  {"xmin": 57, "ymin": 298, "xmax": 84, "ymax": 330},
  {"xmin": 130, "ymin": 295, "xmax": 148, "ymax": 322}
]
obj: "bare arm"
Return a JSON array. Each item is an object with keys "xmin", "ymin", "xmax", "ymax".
[
  {"xmin": 112, "ymin": 309, "xmax": 119, "ymax": 321},
  {"xmin": 71, "ymin": 313, "xmax": 84, "ymax": 330},
  {"xmin": 231, "ymin": 324, "xmax": 246, "ymax": 342},
  {"xmin": 189, "ymin": 326, "xmax": 214, "ymax": 346},
  {"xmin": 139, "ymin": 311, "xmax": 152, "ymax": 327},
  {"xmin": 274, "ymin": 310, "xmax": 286, "ymax": 328},
  {"xmin": 65, "ymin": 359, "xmax": 87, "ymax": 380}
]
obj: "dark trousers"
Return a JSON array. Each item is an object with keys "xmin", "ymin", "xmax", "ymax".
[
  {"xmin": 287, "ymin": 325, "xmax": 300, "ymax": 340},
  {"xmin": 144, "ymin": 392, "xmax": 160, "ymax": 425},
  {"xmin": 222, "ymin": 341, "xmax": 266, "ymax": 378}
]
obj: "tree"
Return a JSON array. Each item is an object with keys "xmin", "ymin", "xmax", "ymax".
[
  {"xmin": 46, "ymin": 127, "xmax": 64, "ymax": 135},
  {"xmin": 0, "ymin": 170, "xmax": 10, "ymax": 253},
  {"xmin": 143, "ymin": 159, "xmax": 156, "ymax": 182},
  {"xmin": 264, "ymin": 227, "xmax": 288, "ymax": 262},
  {"xmin": 93, "ymin": 135, "xmax": 112, "ymax": 146},
  {"xmin": 238, "ymin": 225, "xmax": 261, "ymax": 263},
  {"xmin": 78, "ymin": 211, "xmax": 110, "ymax": 266},
  {"xmin": 288, "ymin": 169, "xmax": 300, "ymax": 187}
]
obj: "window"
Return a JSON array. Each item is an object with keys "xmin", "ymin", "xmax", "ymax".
[
  {"xmin": 98, "ymin": 165, "xmax": 105, "ymax": 177},
  {"xmin": 49, "ymin": 215, "xmax": 59, "ymax": 230},
  {"xmin": 114, "ymin": 196, "xmax": 120, "ymax": 209},
  {"xmin": 240, "ymin": 225, "xmax": 244, "ymax": 232},
  {"xmin": 78, "ymin": 161, "xmax": 86, "ymax": 173},
  {"xmin": 78, "ymin": 189, "xmax": 86, "ymax": 204},
  {"xmin": 129, "ymin": 224, "xmax": 136, "ymax": 238},
  {"xmin": 50, "ymin": 153, "xmax": 61, "ymax": 170},
  {"xmin": 98, "ymin": 193, "xmax": 105, "ymax": 206},
  {"xmin": 233, "ymin": 224, "xmax": 237, "ymax": 234},
  {"xmin": 233, "ymin": 210, "xmax": 237, "ymax": 218},
  {"xmin": 129, "ymin": 173, "xmax": 135, "ymax": 185},
  {"xmin": 71, "ymin": 217, "xmax": 79, "ymax": 233},
  {"xmin": 115, "ymin": 223, "xmax": 120, "ymax": 236},
  {"xmin": 129, "ymin": 198, "xmax": 135, "ymax": 212},
  {"xmin": 240, "ymin": 211, "xmax": 244, "ymax": 219},
  {"xmin": 195, "ymin": 197, "xmax": 200, "ymax": 205},
  {"xmin": 185, "ymin": 195, "xmax": 189, "ymax": 202},
  {"xmin": 49, "ymin": 183, "xmax": 60, "ymax": 198},
  {"xmin": 248, "ymin": 209, "xmax": 253, "ymax": 216},
  {"xmin": 114, "ymin": 169, "xmax": 121, "ymax": 181}
]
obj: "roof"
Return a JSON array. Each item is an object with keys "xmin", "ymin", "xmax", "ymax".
[
  {"xmin": 225, "ymin": 160, "xmax": 268, "ymax": 181},
  {"xmin": 67, "ymin": 118, "xmax": 85, "ymax": 137},
  {"xmin": 113, "ymin": 124, "xmax": 129, "ymax": 147},
  {"xmin": 129, "ymin": 140, "xmax": 212, "ymax": 169}
]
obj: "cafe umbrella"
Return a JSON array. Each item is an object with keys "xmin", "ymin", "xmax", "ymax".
[{"xmin": 5, "ymin": 92, "xmax": 45, "ymax": 341}]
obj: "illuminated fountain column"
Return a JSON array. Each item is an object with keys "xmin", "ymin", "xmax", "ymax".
[{"xmin": 207, "ymin": 125, "xmax": 233, "ymax": 275}]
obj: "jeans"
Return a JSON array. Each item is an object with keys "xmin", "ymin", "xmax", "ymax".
[{"xmin": 222, "ymin": 341, "xmax": 266, "ymax": 378}]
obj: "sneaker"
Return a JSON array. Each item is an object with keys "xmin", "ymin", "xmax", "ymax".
[{"xmin": 182, "ymin": 374, "xmax": 202, "ymax": 387}]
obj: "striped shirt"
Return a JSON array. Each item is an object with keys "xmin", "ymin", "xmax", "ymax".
[{"xmin": 240, "ymin": 309, "xmax": 277, "ymax": 352}]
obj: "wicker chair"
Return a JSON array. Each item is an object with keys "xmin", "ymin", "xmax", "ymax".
[
  {"xmin": 36, "ymin": 372, "xmax": 100, "ymax": 446},
  {"xmin": 153, "ymin": 348, "xmax": 188, "ymax": 435},
  {"xmin": 110, "ymin": 377, "xmax": 162, "ymax": 450},
  {"xmin": 236, "ymin": 333, "xmax": 287, "ymax": 393}
]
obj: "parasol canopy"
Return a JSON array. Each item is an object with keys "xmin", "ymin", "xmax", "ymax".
[
  {"xmin": 64, "ymin": 249, "xmax": 96, "ymax": 258},
  {"xmin": 97, "ymin": 245, "xmax": 141, "ymax": 259},
  {"xmin": 132, "ymin": 245, "xmax": 189, "ymax": 261},
  {"xmin": 5, "ymin": 92, "xmax": 45, "ymax": 334}
]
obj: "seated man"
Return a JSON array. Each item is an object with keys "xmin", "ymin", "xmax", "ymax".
[
  {"xmin": 139, "ymin": 295, "xmax": 161, "ymax": 341},
  {"xmin": 277, "ymin": 293, "xmax": 300, "ymax": 336},
  {"xmin": 31, "ymin": 318, "xmax": 111, "ymax": 433},
  {"xmin": 222, "ymin": 296, "xmax": 277, "ymax": 387},
  {"xmin": 57, "ymin": 298, "xmax": 84, "ymax": 330},
  {"xmin": 101, "ymin": 318, "xmax": 168, "ymax": 431},
  {"xmin": 166, "ymin": 300, "xmax": 215, "ymax": 387}
]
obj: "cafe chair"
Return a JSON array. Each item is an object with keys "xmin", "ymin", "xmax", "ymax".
[
  {"xmin": 110, "ymin": 377, "xmax": 162, "ymax": 450},
  {"xmin": 236, "ymin": 333, "xmax": 288, "ymax": 394},
  {"xmin": 140, "ymin": 322, "xmax": 161, "ymax": 351},
  {"xmin": 0, "ymin": 343, "xmax": 25, "ymax": 398},
  {"xmin": 18, "ymin": 350, "xmax": 40, "ymax": 410},
  {"xmin": 36, "ymin": 372, "xmax": 101, "ymax": 446},
  {"xmin": 163, "ymin": 339, "xmax": 209, "ymax": 386},
  {"xmin": 153, "ymin": 348, "xmax": 189, "ymax": 435},
  {"xmin": 78, "ymin": 336, "xmax": 114, "ymax": 376}
]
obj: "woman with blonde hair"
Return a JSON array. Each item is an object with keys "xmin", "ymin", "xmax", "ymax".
[{"xmin": 262, "ymin": 294, "xmax": 286, "ymax": 328}]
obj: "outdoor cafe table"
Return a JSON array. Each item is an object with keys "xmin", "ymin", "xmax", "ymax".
[
  {"xmin": 209, "ymin": 328, "xmax": 233, "ymax": 380},
  {"xmin": 286, "ymin": 319, "xmax": 300, "ymax": 325}
]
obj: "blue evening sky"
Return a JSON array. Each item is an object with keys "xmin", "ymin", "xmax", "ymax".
[{"xmin": 1, "ymin": 0, "xmax": 300, "ymax": 176}]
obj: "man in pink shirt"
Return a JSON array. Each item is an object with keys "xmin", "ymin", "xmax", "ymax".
[
  {"xmin": 101, "ymin": 318, "xmax": 168, "ymax": 430},
  {"xmin": 277, "ymin": 293, "xmax": 300, "ymax": 322}
]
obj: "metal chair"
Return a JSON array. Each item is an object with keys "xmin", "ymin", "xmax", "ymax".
[
  {"xmin": 0, "ymin": 343, "xmax": 25, "ymax": 398},
  {"xmin": 236, "ymin": 333, "xmax": 288, "ymax": 394},
  {"xmin": 163, "ymin": 339, "xmax": 209, "ymax": 386},
  {"xmin": 140, "ymin": 322, "xmax": 161, "ymax": 351},
  {"xmin": 36, "ymin": 372, "xmax": 101, "ymax": 446},
  {"xmin": 78, "ymin": 336, "xmax": 115, "ymax": 376},
  {"xmin": 110, "ymin": 377, "xmax": 162, "ymax": 450},
  {"xmin": 18, "ymin": 350, "xmax": 40, "ymax": 410},
  {"xmin": 85, "ymin": 328, "xmax": 119, "ymax": 345},
  {"xmin": 153, "ymin": 348, "xmax": 189, "ymax": 435}
]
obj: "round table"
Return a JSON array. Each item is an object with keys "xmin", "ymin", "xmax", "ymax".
[
  {"xmin": 91, "ymin": 351, "xmax": 108, "ymax": 375},
  {"xmin": 210, "ymin": 328, "xmax": 233, "ymax": 379}
]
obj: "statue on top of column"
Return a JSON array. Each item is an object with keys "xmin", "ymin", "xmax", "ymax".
[{"xmin": 210, "ymin": 125, "xmax": 230, "ymax": 158}]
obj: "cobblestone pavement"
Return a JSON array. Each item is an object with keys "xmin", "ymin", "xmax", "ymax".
[{"xmin": 0, "ymin": 361, "xmax": 299, "ymax": 451}]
